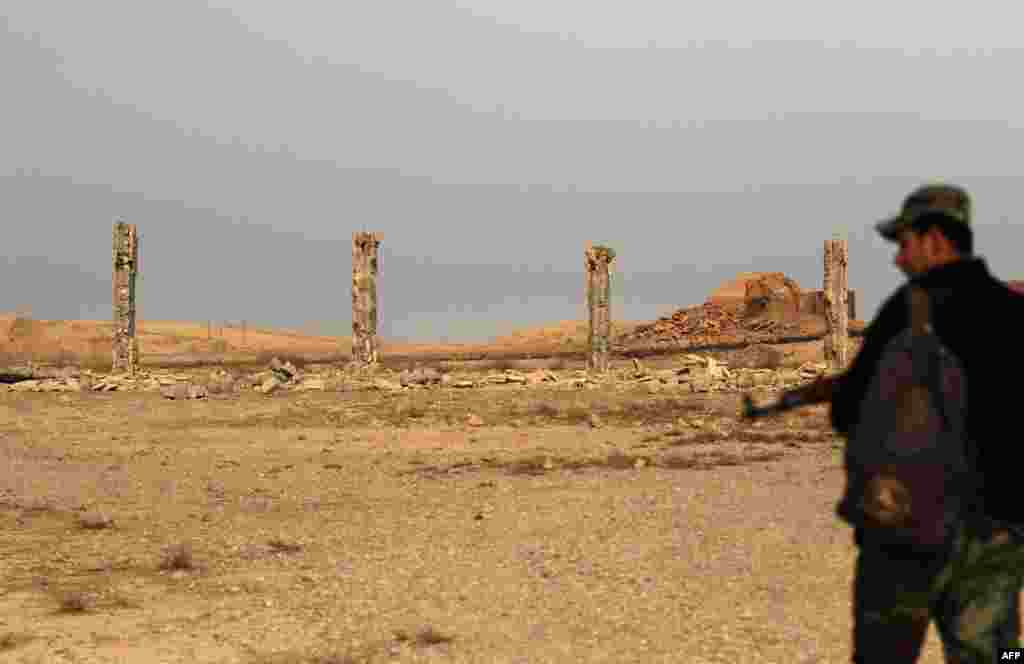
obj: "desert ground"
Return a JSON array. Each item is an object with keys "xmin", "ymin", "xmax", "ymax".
[{"xmin": 1, "ymin": 315, "xmax": 958, "ymax": 664}]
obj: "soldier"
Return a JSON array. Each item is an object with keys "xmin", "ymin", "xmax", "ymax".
[{"xmin": 828, "ymin": 183, "xmax": 1024, "ymax": 662}]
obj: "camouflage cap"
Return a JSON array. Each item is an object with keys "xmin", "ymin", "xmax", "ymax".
[{"xmin": 876, "ymin": 183, "xmax": 972, "ymax": 241}]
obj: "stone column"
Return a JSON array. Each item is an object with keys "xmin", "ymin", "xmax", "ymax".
[
  {"xmin": 112, "ymin": 220, "xmax": 139, "ymax": 374},
  {"xmin": 352, "ymin": 232, "xmax": 382, "ymax": 366},
  {"xmin": 585, "ymin": 244, "xmax": 616, "ymax": 372},
  {"xmin": 823, "ymin": 238, "xmax": 849, "ymax": 372}
]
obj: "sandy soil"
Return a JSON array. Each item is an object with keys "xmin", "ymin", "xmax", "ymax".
[
  {"xmin": 0, "ymin": 316, "xmax": 632, "ymax": 370},
  {"xmin": 0, "ymin": 365, "xmax": 958, "ymax": 664}
]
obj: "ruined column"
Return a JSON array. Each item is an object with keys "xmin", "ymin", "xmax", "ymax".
[
  {"xmin": 112, "ymin": 220, "xmax": 139, "ymax": 374},
  {"xmin": 352, "ymin": 232, "xmax": 382, "ymax": 366},
  {"xmin": 823, "ymin": 237, "xmax": 849, "ymax": 372},
  {"xmin": 585, "ymin": 244, "xmax": 616, "ymax": 372}
]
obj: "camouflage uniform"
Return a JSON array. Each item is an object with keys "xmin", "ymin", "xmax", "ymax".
[{"xmin": 852, "ymin": 517, "xmax": 1024, "ymax": 663}]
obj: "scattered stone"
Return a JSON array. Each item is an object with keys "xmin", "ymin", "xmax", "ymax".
[
  {"xmin": 59, "ymin": 366, "xmax": 81, "ymax": 380},
  {"xmin": 258, "ymin": 376, "xmax": 284, "ymax": 394},
  {"xmin": 161, "ymin": 383, "xmax": 208, "ymax": 400},
  {"xmin": 269, "ymin": 357, "xmax": 298, "ymax": 382},
  {"xmin": 399, "ymin": 367, "xmax": 443, "ymax": 387},
  {"xmin": 656, "ymin": 369, "xmax": 677, "ymax": 384},
  {"xmin": 372, "ymin": 379, "xmax": 403, "ymax": 392},
  {"xmin": 0, "ymin": 347, "xmax": 830, "ymax": 399},
  {"xmin": 466, "ymin": 414, "xmax": 484, "ymax": 427},
  {"xmin": 504, "ymin": 372, "xmax": 528, "ymax": 385},
  {"xmin": 296, "ymin": 377, "xmax": 326, "ymax": 391},
  {"xmin": 161, "ymin": 384, "xmax": 189, "ymax": 400},
  {"xmin": 78, "ymin": 511, "xmax": 114, "ymax": 530},
  {"xmin": 731, "ymin": 343, "xmax": 785, "ymax": 370},
  {"xmin": 186, "ymin": 384, "xmax": 208, "ymax": 399},
  {"xmin": 526, "ymin": 370, "xmax": 556, "ymax": 386}
]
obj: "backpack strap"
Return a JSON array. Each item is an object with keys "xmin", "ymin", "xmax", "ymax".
[
  {"xmin": 907, "ymin": 285, "xmax": 954, "ymax": 431},
  {"xmin": 915, "ymin": 288, "xmax": 981, "ymax": 511},
  {"xmin": 924, "ymin": 336, "xmax": 953, "ymax": 432}
]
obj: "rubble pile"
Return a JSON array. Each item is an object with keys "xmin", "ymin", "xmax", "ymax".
[
  {"xmin": 0, "ymin": 355, "xmax": 829, "ymax": 398},
  {"xmin": 622, "ymin": 302, "xmax": 805, "ymax": 348},
  {"xmin": 621, "ymin": 354, "xmax": 829, "ymax": 394},
  {"xmin": 621, "ymin": 272, "xmax": 832, "ymax": 348}
]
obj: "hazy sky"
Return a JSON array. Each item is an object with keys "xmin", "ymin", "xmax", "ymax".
[{"xmin": 3, "ymin": 1, "xmax": 1023, "ymax": 341}]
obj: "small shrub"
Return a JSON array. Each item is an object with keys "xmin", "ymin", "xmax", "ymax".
[
  {"xmin": 159, "ymin": 543, "xmax": 195, "ymax": 571},
  {"xmin": 415, "ymin": 626, "xmax": 454, "ymax": 646},
  {"xmin": 504, "ymin": 455, "xmax": 554, "ymax": 476},
  {"xmin": 0, "ymin": 631, "xmax": 32, "ymax": 652},
  {"xmin": 78, "ymin": 511, "xmax": 114, "ymax": 530},
  {"xmin": 529, "ymin": 402, "xmax": 560, "ymax": 419},
  {"xmin": 660, "ymin": 455, "xmax": 701, "ymax": 470},
  {"xmin": 56, "ymin": 590, "xmax": 91, "ymax": 614},
  {"xmin": 605, "ymin": 451, "xmax": 638, "ymax": 469},
  {"xmin": 563, "ymin": 405, "xmax": 590, "ymax": 424},
  {"xmin": 19, "ymin": 497, "xmax": 56, "ymax": 514},
  {"xmin": 267, "ymin": 538, "xmax": 303, "ymax": 554}
]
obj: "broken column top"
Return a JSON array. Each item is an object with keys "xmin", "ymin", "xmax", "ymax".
[
  {"xmin": 353, "ymin": 232, "xmax": 382, "ymax": 246},
  {"xmin": 113, "ymin": 221, "xmax": 138, "ymax": 270},
  {"xmin": 585, "ymin": 244, "xmax": 616, "ymax": 266}
]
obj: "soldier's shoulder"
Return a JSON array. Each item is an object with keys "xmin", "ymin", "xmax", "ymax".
[{"xmin": 869, "ymin": 286, "xmax": 908, "ymax": 329}]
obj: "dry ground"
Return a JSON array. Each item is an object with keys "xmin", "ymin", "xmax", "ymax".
[
  {"xmin": 1, "ymin": 367, "xmax": 962, "ymax": 664},
  {"xmin": 1, "ymin": 315, "xmax": 640, "ymax": 371}
]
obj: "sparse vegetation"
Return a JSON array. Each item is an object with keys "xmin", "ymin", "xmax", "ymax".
[
  {"xmin": 250, "ymin": 652, "xmax": 362, "ymax": 664},
  {"xmin": 56, "ymin": 590, "xmax": 91, "ymax": 614},
  {"xmin": 528, "ymin": 401, "xmax": 560, "ymax": 419},
  {"xmin": 78, "ymin": 511, "xmax": 114, "ymax": 530},
  {"xmin": 562, "ymin": 404, "xmax": 590, "ymax": 424},
  {"xmin": 388, "ymin": 399, "xmax": 428, "ymax": 423},
  {"xmin": 267, "ymin": 537, "xmax": 303, "ymax": 554},
  {"xmin": 1, "ymin": 320, "xmax": 842, "ymax": 661},
  {"xmin": 18, "ymin": 497, "xmax": 56, "ymax": 514},
  {"xmin": 0, "ymin": 631, "xmax": 33, "ymax": 652},
  {"xmin": 414, "ymin": 625, "xmax": 454, "ymax": 646},
  {"xmin": 159, "ymin": 542, "xmax": 196, "ymax": 571}
]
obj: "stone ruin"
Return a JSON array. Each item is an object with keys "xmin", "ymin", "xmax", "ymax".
[
  {"xmin": 585, "ymin": 244, "xmax": 616, "ymax": 372},
  {"xmin": 112, "ymin": 221, "xmax": 139, "ymax": 374},
  {"xmin": 352, "ymin": 232, "xmax": 382, "ymax": 366},
  {"xmin": 1, "ymin": 352, "xmax": 830, "ymax": 401},
  {"xmin": 706, "ymin": 271, "xmax": 856, "ymax": 321},
  {"xmin": 622, "ymin": 270, "xmax": 861, "ymax": 348}
]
